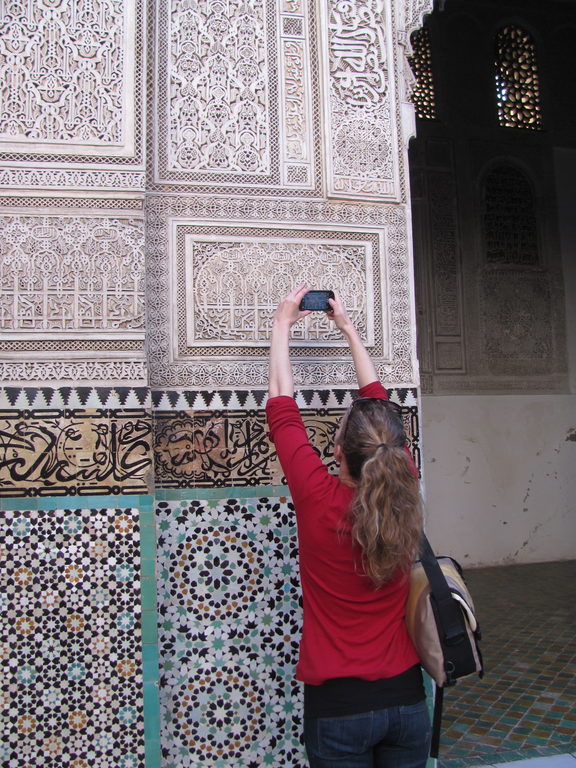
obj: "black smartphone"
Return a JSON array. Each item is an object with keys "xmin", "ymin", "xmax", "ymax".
[{"xmin": 299, "ymin": 290, "xmax": 335, "ymax": 311}]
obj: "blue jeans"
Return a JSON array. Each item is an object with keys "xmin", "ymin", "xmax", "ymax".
[{"xmin": 304, "ymin": 700, "xmax": 431, "ymax": 768}]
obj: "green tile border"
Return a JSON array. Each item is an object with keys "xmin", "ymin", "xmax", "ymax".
[
  {"xmin": 0, "ymin": 493, "xmax": 154, "ymax": 511},
  {"xmin": 138, "ymin": 495, "xmax": 161, "ymax": 768},
  {"xmin": 1, "ymin": 493, "xmax": 161, "ymax": 768},
  {"xmin": 155, "ymin": 485, "xmax": 290, "ymax": 501}
]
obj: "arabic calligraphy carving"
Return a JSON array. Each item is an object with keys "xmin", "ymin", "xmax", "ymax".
[
  {"xmin": 329, "ymin": 3, "xmax": 388, "ymax": 107},
  {"xmin": 154, "ymin": 409, "xmax": 281, "ymax": 487},
  {"xmin": 282, "ymin": 37, "xmax": 310, "ymax": 184},
  {"xmin": 153, "ymin": 403, "xmax": 420, "ymax": 488},
  {"xmin": 280, "ymin": 0, "xmax": 314, "ymax": 188},
  {"xmin": 323, "ymin": 0, "xmax": 397, "ymax": 199},
  {"xmin": 283, "ymin": 0, "xmax": 304, "ymax": 15},
  {"xmin": 154, "ymin": 408, "xmax": 340, "ymax": 488},
  {"xmin": 0, "ymin": 409, "xmax": 153, "ymax": 496}
]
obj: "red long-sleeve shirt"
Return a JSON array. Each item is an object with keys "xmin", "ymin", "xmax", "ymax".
[{"xmin": 266, "ymin": 380, "xmax": 420, "ymax": 686}]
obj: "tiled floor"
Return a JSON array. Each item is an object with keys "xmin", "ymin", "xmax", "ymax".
[
  {"xmin": 476, "ymin": 755, "xmax": 576, "ymax": 768},
  {"xmin": 437, "ymin": 560, "xmax": 576, "ymax": 768}
]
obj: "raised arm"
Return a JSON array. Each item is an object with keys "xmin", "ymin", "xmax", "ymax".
[
  {"xmin": 268, "ymin": 288, "xmax": 378, "ymax": 396},
  {"xmin": 268, "ymin": 285, "xmax": 311, "ymax": 398},
  {"xmin": 326, "ymin": 293, "xmax": 378, "ymax": 389}
]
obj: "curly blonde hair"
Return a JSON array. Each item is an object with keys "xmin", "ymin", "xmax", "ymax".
[{"xmin": 340, "ymin": 399, "xmax": 423, "ymax": 586}]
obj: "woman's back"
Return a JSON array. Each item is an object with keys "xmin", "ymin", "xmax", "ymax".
[{"xmin": 266, "ymin": 386, "xmax": 420, "ymax": 685}]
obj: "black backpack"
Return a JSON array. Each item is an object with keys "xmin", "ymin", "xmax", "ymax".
[{"xmin": 406, "ymin": 535, "xmax": 484, "ymax": 757}]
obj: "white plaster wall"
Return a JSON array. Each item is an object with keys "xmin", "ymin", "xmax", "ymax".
[{"xmin": 420, "ymin": 394, "xmax": 576, "ymax": 568}]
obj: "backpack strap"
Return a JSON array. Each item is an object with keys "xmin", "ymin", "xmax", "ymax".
[
  {"xmin": 418, "ymin": 535, "xmax": 477, "ymax": 757},
  {"xmin": 419, "ymin": 535, "xmax": 469, "ymax": 757},
  {"xmin": 430, "ymin": 684, "xmax": 444, "ymax": 758},
  {"xmin": 419, "ymin": 535, "xmax": 468, "ymax": 652}
]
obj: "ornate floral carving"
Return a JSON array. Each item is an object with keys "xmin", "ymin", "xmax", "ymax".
[
  {"xmin": 0, "ymin": 0, "xmax": 143, "ymax": 170},
  {"xmin": 398, "ymin": 0, "xmax": 435, "ymax": 41},
  {"xmin": 152, "ymin": 0, "xmax": 320, "ymax": 194},
  {"xmin": 168, "ymin": 1, "xmax": 269, "ymax": 175},
  {"xmin": 174, "ymin": 224, "xmax": 383, "ymax": 366}
]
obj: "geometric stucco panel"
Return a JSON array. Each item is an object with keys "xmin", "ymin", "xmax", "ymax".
[
  {"xmin": 480, "ymin": 268, "xmax": 554, "ymax": 374},
  {"xmin": 0, "ymin": 211, "xmax": 147, "ymax": 386},
  {"xmin": 146, "ymin": 195, "xmax": 417, "ymax": 389}
]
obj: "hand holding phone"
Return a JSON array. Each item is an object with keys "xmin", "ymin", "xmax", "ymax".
[{"xmin": 299, "ymin": 290, "xmax": 335, "ymax": 311}]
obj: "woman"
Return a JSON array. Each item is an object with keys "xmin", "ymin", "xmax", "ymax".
[{"xmin": 266, "ymin": 286, "xmax": 431, "ymax": 768}]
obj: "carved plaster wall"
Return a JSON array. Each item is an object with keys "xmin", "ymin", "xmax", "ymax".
[
  {"xmin": 0, "ymin": 2, "xmax": 433, "ymax": 767},
  {"xmin": 0, "ymin": 0, "xmax": 432, "ymax": 390},
  {"xmin": 0, "ymin": 0, "xmax": 147, "ymax": 386},
  {"xmin": 143, "ymin": 0, "xmax": 430, "ymax": 390}
]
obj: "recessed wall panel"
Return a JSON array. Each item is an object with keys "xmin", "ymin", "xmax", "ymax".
[{"xmin": 146, "ymin": 195, "xmax": 418, "ymax": 388}]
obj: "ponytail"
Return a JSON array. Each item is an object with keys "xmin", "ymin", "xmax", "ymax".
[{"xmin": 340, "ymin": 402, "xmax": 422, "ymax": 586}]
